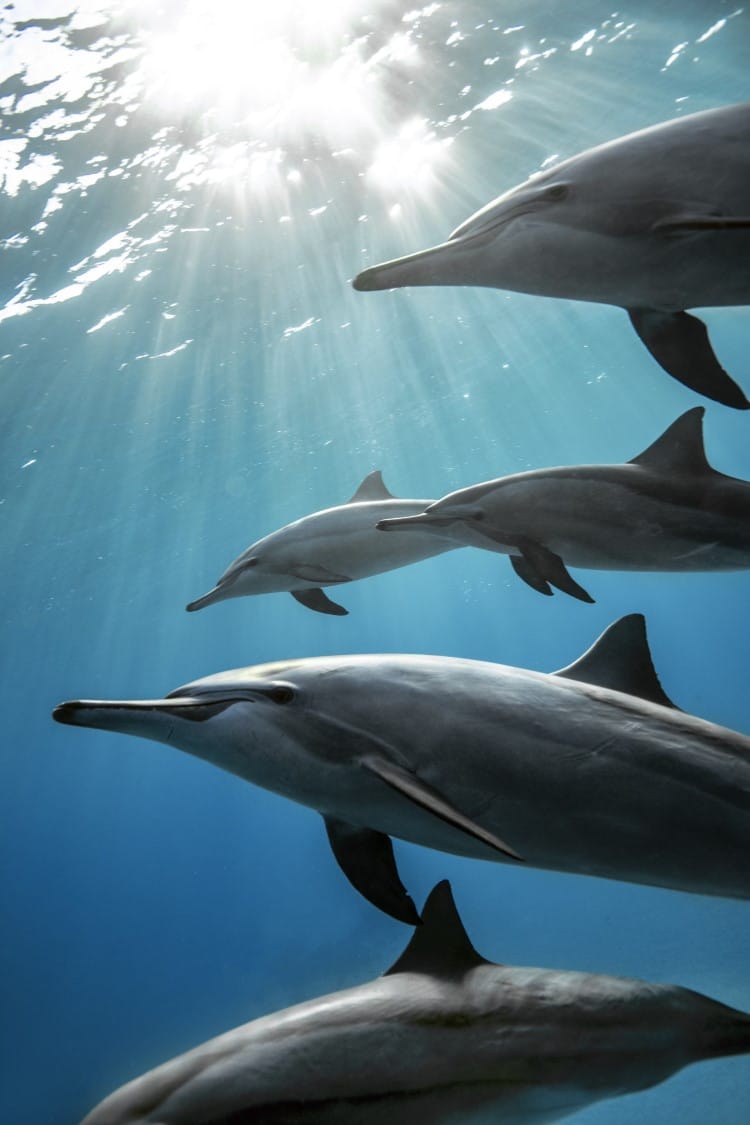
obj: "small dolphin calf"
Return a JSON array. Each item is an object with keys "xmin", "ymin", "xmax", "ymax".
[
  {"xmin": 187, "ymin": 471, "xmax": 455, "ymax": 616},
  {"xmin": 81, "ymin": 882, "xmax": 750, "ymax": 1125},
  {"xmin": 378, "ymin": 407, "xmax": 750, "ymax": 602},
  {"xmin": 353, "ymin": 103, "xmax": 750, "ymax": 408},
  {"xmin": 54, "ymin": 615, "xmax": 750, "ymax": 924}
]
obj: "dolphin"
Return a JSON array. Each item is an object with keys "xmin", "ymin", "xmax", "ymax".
[
  {"xmin": 53, "ymin": 615, "xmax": 750, "ymax": 924},
  {"xmin": 79, "ymin": 881, "xmax": 750, "ymax": 1125},
  {"xmin": 353, "ymin": 103, "xmax": 750, "ymax": 409},
  {"xmin": 186, "ymin": 471, "xmax": 457, "ymax": 616},
  {"xmin": 377, "ymin": 407, "xmax": 750, "ymax": 602}
]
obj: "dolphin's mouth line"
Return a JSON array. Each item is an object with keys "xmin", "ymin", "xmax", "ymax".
[
  {"xmin": 187, "ymin": 558, "xmax": 260, "ymax": 611},
  {"xmin": 163, "ymin": 691, "xmax": 260, "ymax": 709},
  {"xmin": 449, "ymin": 201, "xmax": 542, "ymax": 246}
]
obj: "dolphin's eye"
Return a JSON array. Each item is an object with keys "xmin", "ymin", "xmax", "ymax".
[
  {"xmin": 268, "ymin": 685, "xmax": 295, "ymax": 705},
  {"xmin": 544, "ymin": 183, "xmax": 568, "ymax": 202},
  {"xmin": 473, "ymin": 511, "xmax": 486, "ymax": 521}
]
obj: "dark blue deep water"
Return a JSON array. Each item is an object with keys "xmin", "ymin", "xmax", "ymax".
[{"xmin": 2, "ymin": 2, "xmax": 750, "ymax": 1122}]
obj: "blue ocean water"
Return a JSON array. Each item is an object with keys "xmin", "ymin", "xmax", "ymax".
[{"xmin": 1, "ymin": 1, "xmax": 750, "ymax": 1122}]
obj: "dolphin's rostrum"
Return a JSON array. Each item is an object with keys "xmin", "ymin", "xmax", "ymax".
[
  {"xmin": 353, "ymin": 103, "xmax": 750, "ymax": 408},
  {"xmin": 80, "ymin": 881, "xmax": 750, "ymax": 1125},
  {"xmin": 377, "ymin": 407, "xmax": 750, "ymax": 602},
  {"xmin": 186, "ymin": 470, "xmax": 456, "ymax": 616},
  {"xmin": 53, "ymin": 615, "xmax": 750, "ymax": 923}
]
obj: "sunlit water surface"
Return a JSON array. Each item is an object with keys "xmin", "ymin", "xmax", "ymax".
[{"xmin": 2, "ymin": 2, "xmax": 750, "ymax": 1122}]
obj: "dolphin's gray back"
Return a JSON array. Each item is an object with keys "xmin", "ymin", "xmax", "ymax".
[
  {"xmin": 553, "ymin": 102, "xmax": 750, "ymax": 207},
  {"xmin": 81, "ymin": 960, "xmax": 750, "ymax": 1125}
]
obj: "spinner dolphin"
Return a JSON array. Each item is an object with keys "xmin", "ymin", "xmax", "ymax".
[
  {"xmin": 80, "ymin": 882, "xmax": 750, "ymax": 1125},
  {"xmin": 353, "ymin": 103, "xmax": 750, "ymax": 408},
  {"xmin": 377, "ymin": 407, "xmax": 750, "ymax": 602},
  {"xmin": 187, "ymin": 471, "xmax": 455, "ymax": 616},
  {"xmin": 53, "ymin": 615, "xmax": 750, "ymax": 924}
]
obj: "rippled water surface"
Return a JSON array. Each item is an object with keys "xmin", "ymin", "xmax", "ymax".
[{"xmin": 2, "ymin": 2, "xmax": 750, "ymax": 1122}]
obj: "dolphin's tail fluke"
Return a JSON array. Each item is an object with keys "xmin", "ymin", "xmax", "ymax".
[{"xmin": 353, "ymin": 240, "xmax": 468, "ymax": 292}]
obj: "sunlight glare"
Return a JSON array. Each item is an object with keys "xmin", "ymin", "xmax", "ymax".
[
  {"xmin": 136, "ymin": 0, "xmax": 393, "ymax": 141},
  {"xmin": 117, "ymin": 0, "xmax": 449, "ymax": 201},
  {"xmin": 366, "ymin": 117, "xmax": 453, "ymax": 195}
]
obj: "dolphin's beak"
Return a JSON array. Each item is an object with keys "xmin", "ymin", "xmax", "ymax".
[
  {"xmin": 52, "ymin": 673, "xmax": 279, "ymax": 735},
  {"xmin": 352, "ymin": 238, "xmax": 471, "ymax": 293},
  {"xmin": 352, "ymin": 189, "xmax": 541, "ymax": 293},
  {"xmin": 377, "ymin": 513, "xmax": 453, "ymax": 532},
  {"xmin": 52, "ymin": 695, "xmax": 243, "ymax": 739},
  {"xmin": 186, "ymin": 586, "xmax": 223, "ymax": 612},
  {"xmin": 377, "ymin": 513, "xmax": 431, "ymax": 532},
  {"xmin": 187, "ymin": 557, "xmax": 259, "ymax": 612}
]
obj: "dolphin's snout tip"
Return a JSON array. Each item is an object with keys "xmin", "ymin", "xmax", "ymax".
[
  {"xmin": 376, "ymin": 516, "xmax": 421, "ymax": 532},
  {"xmin": 185, "ymin": 587, "xmax": 221, "ymax": 612},
  {"xmin": 352, "ymin": 268, "xmax": 382, "ymax": 292},
  {"xmin": 52, "ymin": 701, "xmax": 83, "ymax": 725}
]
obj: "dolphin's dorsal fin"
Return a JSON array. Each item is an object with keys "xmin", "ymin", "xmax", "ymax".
[
  {"xmin": 385, "ymin": 881, "xmax": 490, "ymax": 978},
  {"xmin": 628, "ymin": 408, "xmax": 711, "ymax": 476},
  {"xmin": 346, "ymin": 471, "xmax": 396, "ymax": 504},
  {"xmin": 554, "ymin": 614, "xmax": 678, "ymax": 709}
]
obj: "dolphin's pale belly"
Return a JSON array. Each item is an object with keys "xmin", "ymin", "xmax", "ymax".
[{"xmin": 275, "ymin": 501, "xmax": 458, "ymax": 586}]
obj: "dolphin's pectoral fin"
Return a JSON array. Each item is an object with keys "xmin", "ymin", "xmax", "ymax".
[
  {"xmin": 291, "ymin": 589, "xmax": 349, "ymax": 616},
  {"xmin": 362, "ymin": 755, "xmax": 523, "ymax": 862},
  {"xmin": 324, "ymin": 816, "xmax": 420, "ymax": 925},
  {"xmin": 510, "ymin": 554, "xmax": 553, "ymax": 597},
  {"xmin": 514, "ymin": 538, "xmax": 594, "ymax": 603},
  {"xmin": 627, "ymin": 308, "xmax": 750, "ymax": 410},
  {"xmin": 554, "ymin": 613, "xmax": 679, "ymax": 709},
  {"xmin": 385, "ymin": 881, "xmax": 490, "ymax": 978},
  {"xmin": 347, "ymin": 470, "xmax": 397, "ymax": 504},
  {"xmin": 476, "ymin": 526, "xmax": 593, "ymax": 603},
  {"xmin": 510, "ymin": 537, "xmax": 593, "ymax": 603}
]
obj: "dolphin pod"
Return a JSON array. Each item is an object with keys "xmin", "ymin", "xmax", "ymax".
[
  {"xmin": 53, "ymin": 614, "xmax": 750, "ymax": 925},
  {"xmin": 186, "ymin": 471, "xmax": 457, "ymax": 616},
  {"xmin": 353, "ymin": 103, "xmax": 750, "ymax": 409},
  {"xmin": 53, "ymin": 102, "xmax": 750, "ymax": 1125},
  {"xmin": 80, "ymin": 881, "xmax": 750, "ymax": 1125},
  {"xmin": 378, "ymin": 407, "xmax": 750, "ymax": 602}
]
